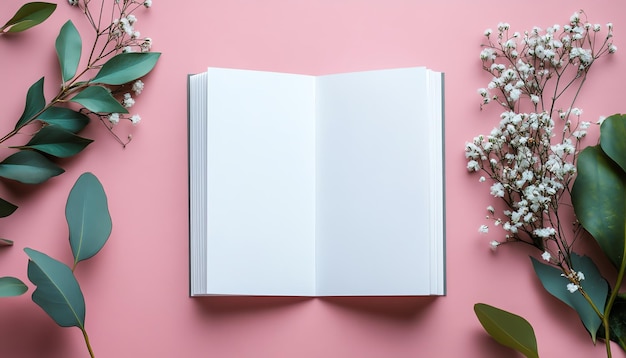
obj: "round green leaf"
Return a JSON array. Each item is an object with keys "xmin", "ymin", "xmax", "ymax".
[
  {"xmin": 67, "ymin": 173, "xmax": 112, "ymax": 265},
  {"xmin": 15, "ymin": 125, "xmax": 93, "ymax": 158},
  {"xmin": 531, "ymin": 254, "xmax": 607, "ymax": 342},
  {"xmin": 572, "ymin": 146, "xmax": 626, "ymax": 269},
  {"xmin": 16, "ymin": 77, "xmax": 46, "ymax": 130},
  {"xmin": 56, "ymin": 20, "xmax": 82, "ymax": 83},
  {"xmin": 25, "ymin": 248, "xmax": 85, "ymax": 328},
  {"xmin": 70, "ymin": 86, "xmax": 128, "ymax": 114},
  {"xmin": 1, "ymin": 2, "xmax": 56, "ymax": 33},
  {"xmin": 0, "ymin": 277, "xmax": 28, "ymax": 297},
  {"xmin": 0, "ymin": 150, "xmax": 64, "ymax": 184},
  {"xmin": 91, "ymin": 52, "xmax": 161, "ymax": 85},
  {"xmin": 474, "ymin": 303, "xmax": 539, "ymax": 358},
  {"xmin": 38, "ymin": 107, "xmax": 90, "ymax": 133}
]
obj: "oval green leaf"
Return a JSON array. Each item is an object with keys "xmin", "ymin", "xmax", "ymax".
[
  {"xmin": 531, "ymin": 254, "xmax": 607, "ymax": 341},
  {"xmin": 0, "ymin": 150, "xmax": 64, "ymax": 184},
  {"xmin": 25, "ymin": 248, "xmax": 85, "ymax": 328},
  {"xmin": 91, "ymin": 52, "xmax": 161, "ymax": 85},
  {"xmin": 0, "ymin": 277, "xmax": 28, "ymax": 297},
  {"xmin": 16, "ymin": 77, "xmax": 46, "ymax": 130},
  {"xmin": 0, "ymin": 197, "xmax": 17, "ymax": 218},
  {"xmin": 1, "ymin": 2, "xmax": 56, "ymax": 33},
  {"xmin": 56, "ymin": 20, "xmax": 81, "ymax": 83},
  {"xmin": 14, "ymin": 126, "xmax": 93, "ymax": 158},
  {"xmin": 38, "ymin": 107, "xmax": 89, "ymax": 133},
  {"xmin": 70, "ymin": 86, "xmax": 128, "ymax": 114},
  {"xmin": 572, "ymin": 146, "xmax": 626, "ymax": 269},
  {"xmin": 67, "ymin": 173, "xmax": 112, "ymax": 265},
  {"xmin": 474, "ymin": 303, "xmax": 539, "ymax": 358},
  {"xmin": 600, "ymin": 114, "xmax": 626, "ymax": 173}
]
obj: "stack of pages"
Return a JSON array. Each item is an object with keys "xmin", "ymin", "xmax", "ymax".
[{"xmin": 188, "ymin": 66, "xmax": 445, "ymax": 296}]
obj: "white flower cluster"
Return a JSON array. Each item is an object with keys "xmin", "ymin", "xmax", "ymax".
[
  {"xmin": 109, "ymin": 1, "xmax": 154, "ymax": 53},
  {"xmin": 107, "ymin": 80, "xmax": 145, "ymax": 126},
  {"xmin": 468, "ymin": 11, "xmax": 615, "ymax": 260},
  {"xmin": 562, "ymin": 270, "xmax": 585, "ymax": 293},
  {"xmin": 478, "ymin": 10, "xmax": 615, "ymax": 109}
]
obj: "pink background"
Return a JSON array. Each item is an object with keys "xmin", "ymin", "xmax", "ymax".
[{"xmin": 0, "ymin": 0, "xmax": 624, "ymax": 357}]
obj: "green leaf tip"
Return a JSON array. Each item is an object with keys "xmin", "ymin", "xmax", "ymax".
[
  {"xmin": 92, "ymin": 52, "xmax": 161, "ymax": 85},
  {"xmin": 0, "ymin": 150, "xmax": 64, "ymax": 184},
  {"xmin": 1, "ymin": 2, "xmax": 57, "ymax": 33},
  {"xmin": 0, "ymin": 277, "xmax": 28, "ymax": 297},
  {"xmin": 474, "ymin": 303, "xmax": 539, "ymax": 358}
]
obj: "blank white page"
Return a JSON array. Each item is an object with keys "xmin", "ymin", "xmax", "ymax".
[
  {"xmin": 205, "ymin": 68, "xmax": 317, "ymax": 295},
  {"xmin": 314, "ymin": 67, "xmax": 437, "ymax": 295}
]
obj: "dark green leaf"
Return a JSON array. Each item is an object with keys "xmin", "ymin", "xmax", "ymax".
[
  {"xmin": 91, "ymin": 52, "xmax": 161, "ymax": 85},
  {"xmin": 56, "ymin": 20, "xmax": 81, "ymax": 83},
  {"xmin": 474, "ymin": 303, "xmax": 539, "ymax": 358},
  {"xmin": 67, "ymin": 173, "xmax": 112, "ymax": 265},
  {"xmin": 13, "ymin": 126, "xmax": 93, "ymax": 158},
  {"xmin": 70, "ymin": 86, "xmax": 128, "ymax": 114},
  {"xmin": 0, "ymin": 277, "xmax": 27, "ymax": 297},
  {"xmin": 0, "ymin": 239, "xmax": 13, "ymax": 246},
  {"xmin": 531, "ymin": 254, "xmax": 607, "ymax": 342},
  {"xmin": 25, "ymin": 248, "xmax": 85, "ymax": 328},
  {"xmin": 600, "ymin": 114, "xmax": 626, "ymax": 173},
  {"xmin": 1, "ymin": 2, "xmax": 56, "ymax": 33},
  {"xmin": 0, "ymin": 197, "xmax": 17, "ymax": 218},
  {"xmin": 38, "ymin": 107, "xmax": 89, "ymax": 133},
  {"xmin": 597, "ymin": 293, "xmax": 626, "ymax": 351},
  {"xmin": 0, "ymin": 150, "xmax": 64, "ymax": 184},
  {"xmin": 572, "ymin": 146, "xmax": 626, "ymax": 269},
  {"xmin": 16, "ymin": 77, "xmax": 46, "ymax": 130}
]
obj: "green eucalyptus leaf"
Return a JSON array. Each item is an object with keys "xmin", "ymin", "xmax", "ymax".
[
  {"xmin": 16, "ymin": 77, "xmax": 46, "ymax": 130},
  {"xmin": 67, "ymin": 173, "xmax": 112, "ymax": 265},
  {"xmin": 474, "ymin": 303, "xmax": 539, "ymax": 358},
  {"xmin": 38, "ymin": 107, "xmax": 89, "ymax": 133},
  {"xmin": 600, "ymin": 114, "xmax": 626, "ymax": 173},
  {"xmin": 0, "ymin": 150, "xmax": 64, "ymax": 184},
  {"xmin": 0, "ymin": 197, "xmax": 17, "ymax": 218},
  {"xmin": 1, "ymin": 2, "xmax": 56, "ymax": 33},
  {"xmin": 56, "ymin": 20, "xmax": 81, "ymax": 83},
  {"xmin": 0, "ymin": 239, "xmax": 13, "ymax": 246},
  {"xmin": 572, "ymin": 146, "xmax": 626, "ymax": 269},
  {"xmin": 531, "ymin": 254, "xmax": 607, "ymax": 342},
  {"xmin": 0, "ymin": 277, "xmax": 28, "ymax": 297},
  {"xmin": 70, "ymin": 86, "xmax": 128, "ymax": 114},
  {"xmin": 14, "ymin": 126, "xmax": 93, "ymax": 158},
  {"xmin": 91, "ymin": 52, "xmax": 161, "ymax": 85},
  {"xmin": 24, "ymin": 248, "xmax": 85, "ymax": 328},
  {"xmin": 597, "ymin": 293, "xmax": 626, "ymax": 351}
]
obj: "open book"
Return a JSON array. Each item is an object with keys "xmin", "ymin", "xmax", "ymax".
[{"xmin": 188, "ymin": 67, "xmax": 445, "ymax": 296}]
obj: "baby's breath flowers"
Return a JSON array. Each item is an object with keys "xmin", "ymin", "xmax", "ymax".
[
  {"xmin": 466, "ymin": 10, "xmax": 615, "ymax": 290},
  {"xmin": 69, "ymin": 0, "xmax": 156, "ymax": 146}
]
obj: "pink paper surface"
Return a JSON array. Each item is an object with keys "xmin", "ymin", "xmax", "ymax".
[{"xmin": 0, "ymin": 1, "xmax": 624, "ymax": 357}]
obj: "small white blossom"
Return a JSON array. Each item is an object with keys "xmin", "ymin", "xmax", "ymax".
[
  {"xmin": 132, "ymin": 80, "xmax": 144, "ymax": 94},
  {"xmin": 479, "ymin": 225, "xmax": 489, "ymax": 234},
  {"xmin": 490, "ymin": 182, "xmax": 505, "ymax": 197},
  {"xmin": 541, "ymin": 251, "xmax": 551, "ymax": 261},
  {"xmin": 108, "ymin": 113, "xmax": 120, "ymax": 125},
  {"xmin": 577, "ymin": 271, "xmax": 585, "ymax": 281},
  {"xmin": 479, "ymin": 176, "xmax": 486, "ymax": 183},
  {"xmin": 144, "ymin": 0, "xmax": 152, "ymax": 7},
  {"xmin": 68, "ymin": 0, "xmax": 79, "ymax": 5},
  {"xmin": 489, "ymin": 240, "xmax": 500, "ymax": 251},
  {"xmin": 123, "ymin": 93, "xmax": 135, "ymax": 108},
  {"xmin": 130, "ymin": 114, "xmax": 141, "ymax": 125},
  {"xmin": 567, "ymin": 283, "xmax": 579, "ymax": 293}
]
